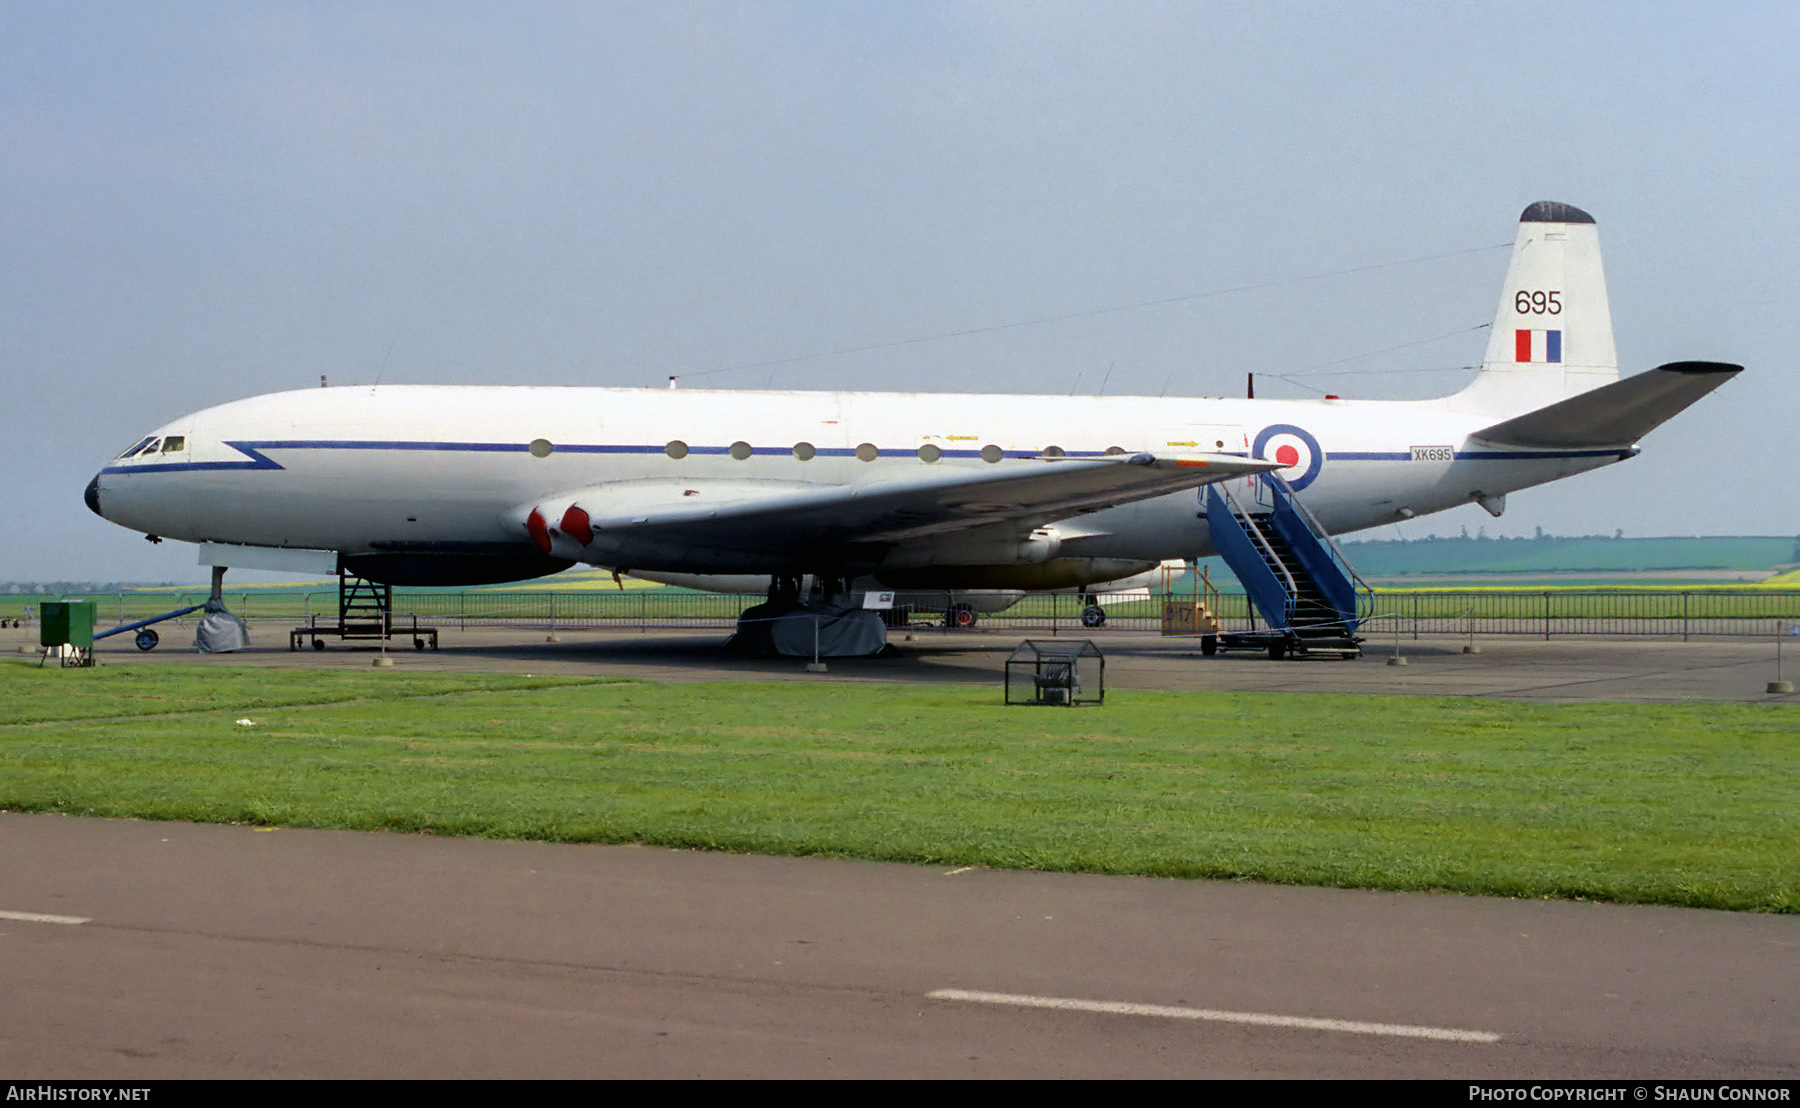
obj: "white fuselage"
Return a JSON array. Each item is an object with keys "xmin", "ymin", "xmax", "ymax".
[{"xmin": 90, "ymin": 382, "xmax": 1626, "ymax": 584}]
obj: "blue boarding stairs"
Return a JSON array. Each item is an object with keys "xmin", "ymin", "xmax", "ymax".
[{"xmin": 1203, "ymin": 473, "xmax": 1373, "ymax": 660}]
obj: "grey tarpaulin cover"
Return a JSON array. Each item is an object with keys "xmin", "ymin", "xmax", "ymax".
[
  {"xmin": 194, "ymin": 607, "xmax": 249, "ymax": 653},
  {"xmin": 729, "ymin": 597, "xmax": 888, "ymax": 657}
]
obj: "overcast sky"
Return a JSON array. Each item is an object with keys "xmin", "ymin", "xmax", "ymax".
[{"xmin": 5, "ymin": 1, "xmax": 1796, "ymax": 583}]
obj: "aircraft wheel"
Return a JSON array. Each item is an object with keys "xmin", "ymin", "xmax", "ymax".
[
  {"xmin": 1200, "ymin": 634, "xmax": 1217, "ymax": 656},
  {"xmin": 1080, "ymin": 605, "xmax": 1106, "ymax": 628},
  {"xmin": 134, "ymin": 628, "xmax": 159, "ymax": 652},
  {"xmin": 1268, "ymin": 640, "xmax": 1288, "ymax": 661},
  {"xmin": 946, "ymin": 604, "xmax": 977, "ymax": 629}
]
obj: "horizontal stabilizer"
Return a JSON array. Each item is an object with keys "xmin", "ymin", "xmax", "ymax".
[{"xmin": 1470, "ymin": 361, "xmax": 1741, "ymax": 450}]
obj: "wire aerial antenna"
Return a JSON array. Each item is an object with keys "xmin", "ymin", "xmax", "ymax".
[
  {"xmin": 1285, "ymin": 323, "xmax": 1490, "ymax": 377},
  {"xmin": 667, "ymin": 240, "xmax": 1510, "ymax": 385},
  {"xmin": 371, "ymin": 335, "xmax": 397, "ymax": 389}
]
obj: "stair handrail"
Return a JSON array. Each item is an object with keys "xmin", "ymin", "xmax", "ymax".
[
  {"xmin": 1262, "ymin": 473, "xmax": 1377, "ymax": 621},
  {"xmin": 1214, "ymin": 479, "xmax": 1300, "ymax": 624}
]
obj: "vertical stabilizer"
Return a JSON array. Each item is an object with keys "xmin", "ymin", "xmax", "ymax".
[{"xmin": 1450, "ymin": 201, "xmax": 1618, "ymax": 415}]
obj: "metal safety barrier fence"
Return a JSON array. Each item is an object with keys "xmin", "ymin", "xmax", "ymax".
[{"xmin": 13, "ymin": 589, "xmax": 1800, "ymax": 640}]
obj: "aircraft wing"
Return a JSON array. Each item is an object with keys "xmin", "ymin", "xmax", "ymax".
[
  {"xmin": 1470, "ymin": 361, "xmax": 1742, "ymax": 449},
  {"xmin": 532, "ymin": 452, "xmax": 1277, "ymax": 560}
]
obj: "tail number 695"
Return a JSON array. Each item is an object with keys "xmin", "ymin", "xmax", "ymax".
[{"xmin": 1515, "ymin": 290, "xmax": 1562, "ymax": 315}]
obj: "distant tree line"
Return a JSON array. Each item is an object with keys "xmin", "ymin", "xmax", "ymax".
[
  {"xmin": 4, "ymin": 582, "xmax": 175, "ymax": 595},
  {"xmin": 1346, "ymin": 530, "xmax": 1646, "ymax": 545},
  {"xmin": 1348, "ymin": 531, "xmax": 1800, "ymax": 547}
]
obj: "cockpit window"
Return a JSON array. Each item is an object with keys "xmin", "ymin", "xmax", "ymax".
[
  {"xmin": 160, "ymin": 436, "xmax": 185, "ymax": 453},
  {"xmin": 117, "ymin": 436, "xmax": 155, "ymax": 459}
]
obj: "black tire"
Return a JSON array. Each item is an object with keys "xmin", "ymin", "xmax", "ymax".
[
  {"xmin": 1080, "ymin": 605, "xmax": 1106, "ymax": 628},
  {"xmin": 1268, "ymin": 640, "xmax": 1288, "ymax": 661},
  {"xmin": 134, "ymin": 628, "xmax": 159, "ymax": 652},
  {"xmin": 312, "ymin": 639, "xmax": 326, "ymax": 651},
  {"xmin": 1200, "ymin": 634, "xmax": 1217, "ymax": 656}
]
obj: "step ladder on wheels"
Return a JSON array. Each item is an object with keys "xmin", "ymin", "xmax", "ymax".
[{"xmin": 290, "ymin": 569, "xmax": 439, "ymax": 651}]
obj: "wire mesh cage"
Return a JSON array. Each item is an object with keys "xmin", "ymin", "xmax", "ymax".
[{"xmin": 1004, "ymin": 639, "xmax": 1105, "ymax": 706}]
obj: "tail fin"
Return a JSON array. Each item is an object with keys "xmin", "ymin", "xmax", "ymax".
[{"xmin": 1449, "ymin": 201, "xmax": 1618, "ymax": 415}]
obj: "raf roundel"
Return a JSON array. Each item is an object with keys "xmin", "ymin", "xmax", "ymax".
[{"xmin": 1251, "ymin": 424, "xmax": 1324, "ymax": 491}]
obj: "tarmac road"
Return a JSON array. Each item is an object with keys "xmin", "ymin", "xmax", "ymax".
[
  {"xmin": 11, "ymin": 620, "xmax": 1798, "ymax": 704},
  {"xmin": 1, "ymin": 814, "xmax": 1796, "ymax": 1079}
]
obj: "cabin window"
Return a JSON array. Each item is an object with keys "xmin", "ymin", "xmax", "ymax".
[
  {"xmin": 729, "ymin": 441, "xmax": 752, "ymax": 460},
  {"xmin": 665, "ymin": 440, "xmax": 689, "ymax": 459},
  {"xmin": 980, "ymin": 444, "xmax": 1003, "ymax": 463},
  {"xmin": 793, "ymin": 442, "xmax": 815, "ymax": 460},
  {"xmin": 917, "ymin": 444, "xmax": 941, "ymax": 463},
  {"xmin": 116, "ymin": 436, "xmax": 155, "ymax": 459},
  {"xmin": 1042, "ymin": 445, "xmax": 1065, "ymax": 458},
  {"xmin": 855, "ymin": 443, "xmax": 879, "ymax": 462},
  {"xmin": 160, "ymin": 436, "xmax": 186, "ymax": 453},
  {"xmin": 529, "ymin": 438, "xmax": 554, "ymax": 458}
]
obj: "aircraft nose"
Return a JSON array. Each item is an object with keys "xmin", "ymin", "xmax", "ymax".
[{"xmin": 84, "ymin": 473, "xmax": 103, "ymax": 518}]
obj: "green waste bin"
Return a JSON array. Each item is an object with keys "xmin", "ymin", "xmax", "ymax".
[{"xmin": 40, "ymin": 601, "xmax": 96, "ymax": 649}]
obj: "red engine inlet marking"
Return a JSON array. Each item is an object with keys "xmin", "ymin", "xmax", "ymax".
[
  {"xmin": 560, "ymin": 505, "xmax": 594, "ymax": 545},
  {"xmin": 525, "ymin": 508, "xmax": 551, "ymax": 554}
]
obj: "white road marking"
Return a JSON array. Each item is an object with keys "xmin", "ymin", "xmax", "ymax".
[
  {"xmin": 927, "ymin": 988, "xmax": 1501, "ymax": 1043},
  {"xmin": 0, "ymin": 909, "xmax": 91, "ymax": 926}
]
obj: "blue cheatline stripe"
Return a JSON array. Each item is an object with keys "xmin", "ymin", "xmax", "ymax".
[
  {"xmin": 100, "ymin": 440, "xmax": 1112, "ymax": 473},
  {"xmin": 1333, "ymin": 448, "xmax": 1625, "ymax": 461},
  {"xmin": 98, "ymin": 440, "xmax": 1631, "ymax": 478},
  {"xmin": 251, "ymin": 439, "xmax": 527, "ymax": 452},
  {"xmin": 1461, "ymin": 447, "xmax": 1624, "ymax": 460}
]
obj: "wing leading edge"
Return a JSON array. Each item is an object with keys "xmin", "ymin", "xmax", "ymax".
[{"xmin": 516, "ymin": 452, "xmax": 1279, "ymax": 568}]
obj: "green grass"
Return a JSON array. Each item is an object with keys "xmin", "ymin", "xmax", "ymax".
[
  {"xmin": 2, "ymin": 659, "xmax": 1793, "ymax": 912},
  {"xmin": 0, "ymin": 665, "xmax": 605, "ymax": 725},
  {"xmin": 115, "ymin": 567, "xmax": 674, "ymax": 595}
]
